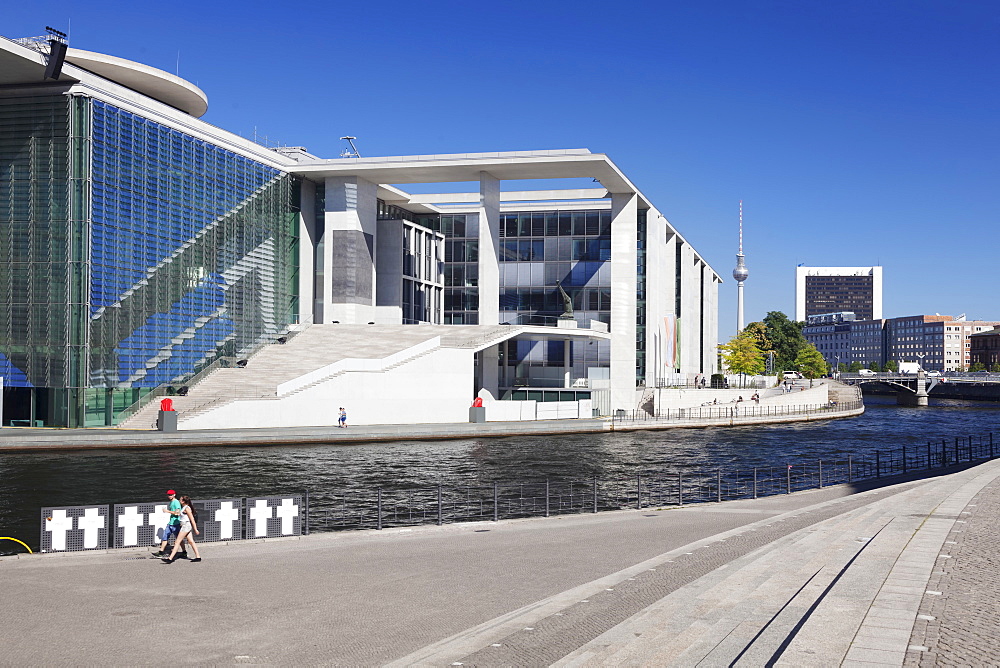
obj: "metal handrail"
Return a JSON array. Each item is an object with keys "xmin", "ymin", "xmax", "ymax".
[
  {"xmin": 610, "ymin": 399, "xmax": 863, "ymax": 424},
  {"xmin": 308, "ymin": 430, "xmax": 993, "ymax": 533}
]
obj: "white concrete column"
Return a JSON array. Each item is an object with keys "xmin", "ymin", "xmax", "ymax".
[
  {"xmin": 564, "ymin": 339, "xmax": 572, "ymax": 388},
  {"xmin": 679, "ymin": 245, "xmax": 700, "ymax": 375},
  {"xmin": 610, "ymin": 192, "xmax": 638, "ymax": 412},
  {"xmin": 324, "ymin": 176, "xmax": 378, "ymax": 324},
  {"xmin": 481, "ymin": 345, "xmax": 500, "ymax": 401},
  {"xmin": 477, "ymin": 171, "xmax": 500, "ymax": 326},
  {"xmin": 707, "ymin": 274, "xmax": 720, "ymax": 374}
]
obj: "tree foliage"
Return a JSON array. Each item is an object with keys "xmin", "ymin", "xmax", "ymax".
[
  {"xmin": 719, "ymin": 332, "xmax": 765, "ymax": 378},
  {"xmin": 742, "ymin": 321, "xmax": 772, "ymax": 352},
  {"xmin": 795, "ymin": 343, "xmax": 827, "ymax": 380},
  {"xmin": 883, "ymin": 360, "xmax": 898, "ymax": 372},
  {"xmin": 848, "ymin": 361, "xmax": 862, "ymax": 372},
  {"xmin": 763, "ymin": 311, "xmax": 807, "ymax": 373},
  {"xmin": 869, "ymin": 361, "xmax": 881, "ymax": 372},
  {"xmin": 970, "ymin": 362, "xmax": 987, "ymax": 372}
]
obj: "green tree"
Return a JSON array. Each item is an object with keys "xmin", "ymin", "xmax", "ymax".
[
  {"xmin": 869, "ymin": 361, "xmax": 881, "ymax": 372},
  {"xmin": 992, "ymin": 363, "xmax": 1000, "ymax": 373},
  {"xmin": 838, "ymin": 362, "xmax": 848, "ymax": 372},
  {"xmin": 718, "ymin": 332, "xmax": 765, "ymax": 386},
  {"xmin": 742, "ymin": 321, "xmax": 772, "ymax": 353},
  {"xmin": 970, "ymin": 362, "xmax": 987, "ymax": 372},
  {"xmin": 848, "ymin": 361, "xmax": 862, "ymax": 372},
  {"xmin": 794, "ymin": 343, "xmax": 827, "ymax": 387},
  {"xmin": 883, "ymin": 360, "xmax": 898, "ymax": 372},
  {"xmin": 763, "ymin": 311, "xmax": 807, "ymax": 374}
]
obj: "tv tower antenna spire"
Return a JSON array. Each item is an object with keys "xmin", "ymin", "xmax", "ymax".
[{"xmin": 732, "ymin": 200, "xmax": 749, "ymax": 332}]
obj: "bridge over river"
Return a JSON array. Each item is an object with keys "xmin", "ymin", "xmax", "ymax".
[{"xmin": 840, "ymin": 371, "xmax": 1000, "ymax": 404}]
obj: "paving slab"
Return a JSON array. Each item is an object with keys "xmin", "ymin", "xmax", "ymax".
[{"xmin": 2, "ymin": 461, "xmax": 998, "ymax": 666}]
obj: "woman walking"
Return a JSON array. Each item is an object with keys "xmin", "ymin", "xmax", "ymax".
[{"xmin": 162, "ymin": 496, "xmax": 202, "ymax": 563}]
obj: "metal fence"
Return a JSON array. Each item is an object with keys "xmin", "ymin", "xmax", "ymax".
[
  {"xmin": 309, "ymin": 430, "xmax": 994, "ymax": 533},
  {"xmin": 610, "ymin": 399, "xmax": 863, "ymax": 424},
  {"xmin": 35, "ymin": 432, "xmax": 995, "ymax": 549}
]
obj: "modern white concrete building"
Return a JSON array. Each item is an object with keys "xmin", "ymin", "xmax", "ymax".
[
  {"xmin": 287, "ymin": 151, "xmax": 722, "ymax": 413},
  {"xmin": 0, "ymin": 32, "xmax": 721, "ymax": 427},
  {"xmin": 795, "ymin": 266, "xmax": 883, "ymax": 322}
]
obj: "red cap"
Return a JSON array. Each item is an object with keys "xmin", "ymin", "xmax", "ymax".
[{"xmin": 167, "ymin": 490, "xmax": 176, "ymax": 495}]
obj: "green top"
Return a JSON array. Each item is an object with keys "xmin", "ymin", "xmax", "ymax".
[{"xmin": 167, "ymin": 498, "xmax": 182, "ymax": 526}]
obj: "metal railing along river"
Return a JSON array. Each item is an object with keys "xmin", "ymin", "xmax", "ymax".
[
  {"xmin": 308, "ymin": 430, "xmax": 994, "ymax": 533},
  {"xmin": 610, "ymin": 399, "xmax": 863, "ymax": 424}
]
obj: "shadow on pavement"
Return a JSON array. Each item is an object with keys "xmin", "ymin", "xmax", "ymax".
[{"xmin": 845, "ymin": 459, "xmax": 993, "ymax": 496}]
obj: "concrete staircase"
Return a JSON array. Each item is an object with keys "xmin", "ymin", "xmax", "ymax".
[
  {"xmin": 827, "ymin": 380, "xmax": 863, "ymax": 405},
  {"xmin": 118, "ymin": 324, "xmax": 524, "ymax": 429}
]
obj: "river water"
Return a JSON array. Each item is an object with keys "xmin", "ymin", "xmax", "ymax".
[{"xmin": 1, "ymin": 397, "xmax": 997, "ymax": 551}]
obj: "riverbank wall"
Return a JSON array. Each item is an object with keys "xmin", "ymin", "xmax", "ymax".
[
  {"xmin": 608, "ymin": 402, "xmax": 864, "ymax": 432},
  {"xmin": 0, "ymin": 400, "xmax": 865, "ymax": 452}
]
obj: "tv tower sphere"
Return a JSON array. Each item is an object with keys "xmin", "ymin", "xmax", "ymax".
[{"xmin": 733, "ymin": 256, "xmax": 749, "ymax": 282}]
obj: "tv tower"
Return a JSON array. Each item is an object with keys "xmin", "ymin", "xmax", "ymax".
[{"xmin": 732, "ymin": 201, "xmax": 749, "ymax": 332}]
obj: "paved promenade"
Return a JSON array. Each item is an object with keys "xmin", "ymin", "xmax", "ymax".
[
  {"xmin": 0, "ymin": 404, "xmax": 861, "ymax": 452},
  {"xmin": 3, "ymin": 461, "xmax": 995, "ymax": 666}
]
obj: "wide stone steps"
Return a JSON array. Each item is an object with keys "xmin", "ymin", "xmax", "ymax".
[{"xmin": 118, "ymin": 324, "xmax": 515, "ymax": 429}]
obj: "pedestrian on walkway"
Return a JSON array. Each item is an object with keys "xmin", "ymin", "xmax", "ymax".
[
  {"xmin": 338, "ymin": 407, "xmax": 347, "ymax": 428},
  {"xmin": 153, "ymin": 490, "xmax": 184, "ymax": 558},
  {"xmin": 162, "ymin": 496, "xmax": 202, "ymax": 563}
]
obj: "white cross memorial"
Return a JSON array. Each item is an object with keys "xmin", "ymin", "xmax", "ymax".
[
  {"xmin": 118, "ymin": 506, "xmax": 146, "ymax": 547},
  {"xmin": 214, "ymin": 501, "xmax": 239, "ymax": 540},
  {"xmin": 275, "ymin": 498, "xmax": 299, "ymax": 535},
  {"xmin": 151, "ymin": 503, "xmax": 169, "ymax": 540},
  {"xmin": 77, "ymin": 507, "xmax": 106, "ymax": 549},
  {"xmin": 249, "ymin": 499, "xmax": 273, "ymax": 538},
  {"xmin": 45, "ymin": 509, "xmax": 74, "ymax": 551}
]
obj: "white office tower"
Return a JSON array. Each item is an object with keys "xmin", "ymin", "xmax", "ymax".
[{"xmin": 732, "ymin": 201, "xmax": 749, "ymax": 332}]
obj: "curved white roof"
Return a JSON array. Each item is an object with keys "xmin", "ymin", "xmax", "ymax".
[{"xmin": 65, "ymin": 48, "xmax": 208, "ymax": 117}]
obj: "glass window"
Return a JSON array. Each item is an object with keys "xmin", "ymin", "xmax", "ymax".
[
  {"xmin": 529, "ymin": 212, "xmax": 543, "ymax": 236},
  {"xmin": 558, "ymin": 212, "xmax": 572, "ymax": 236},
  {"xmin": 518, "ymin": 214, "xmax": 531, "ymax": 237},
  {"xmin": 545, "ymin": 213, "xmax": 558, "ymax": 236}
]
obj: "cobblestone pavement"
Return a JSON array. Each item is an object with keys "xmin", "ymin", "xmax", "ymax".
[
  {"xmin": 413, "ymin": 486, "xmax": 913, "ymax": 667},
  {"xmin": 906, "ymin": 479, "xmax": 1000, "ymax": 666}
]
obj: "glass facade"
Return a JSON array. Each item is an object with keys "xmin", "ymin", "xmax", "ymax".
[
  {"xmin": 804, "ymin": 274, "xmax": 875, "ymax": 320},
  {"xmin": 0, "ymin": 95, "xmax": 299, "ymax": 427},
  {"xmin": 498, "ymin": 209, "xmax": 613, "ymax": 387},
  {"xmin": 400, "ymin": 222, "xmax": 443, "ymax": 324},
  {"xmin": 419, "ymin": 214, "xmax": 479, "ymax": 324}
]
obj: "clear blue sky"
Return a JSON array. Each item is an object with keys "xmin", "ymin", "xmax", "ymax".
[{"xmin": 6, "ymin": 1, "xmax": 999, "ymax": 338}]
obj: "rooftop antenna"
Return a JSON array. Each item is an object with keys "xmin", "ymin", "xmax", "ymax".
[
  {"xmin": 732, "ymin": 200, "xmax": 749, "ymax": 332},
  {"xmin": 340, "ymin": 136, "xmax": 361, "ymax": 158}
]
